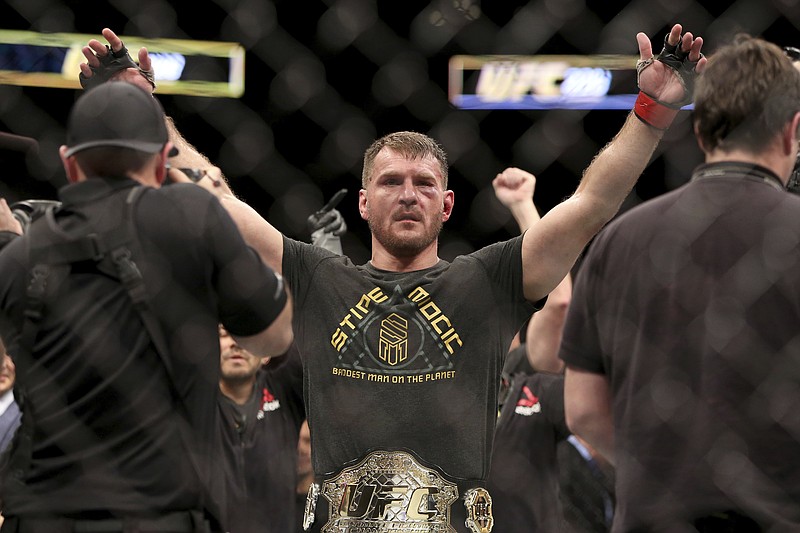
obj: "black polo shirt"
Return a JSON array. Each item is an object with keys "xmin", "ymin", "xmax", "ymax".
[
  {"xmin": 219, "ymin": 344, "xmax": 305, "ymax": 533},
  {"xmin": 487, "ymin": 371, "xmax": 570, "ymax": 531},
  {"xmin": 0, "ymin": 178, "xmax": 286, "ymax": 522}
]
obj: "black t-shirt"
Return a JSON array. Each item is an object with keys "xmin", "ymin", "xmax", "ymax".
[
  {"xmin": 0, "ymin": 178, "xmax": 285, "ymax": 520},
  {"xmin": 487, "ymin": 372, "xmax": 570, "ymax": 532},
  {"xmin": 219, "ymin": 344, "xmax": 305, "ymax": 533},
  {"xmin": 502, "ymin": 344, "xmax": 534, "ymax": 377},
  {"xmin": 559, "ymin": 163, "xmax": 800, "ymax": 531},
  {"xmin": 282, "ymin": 235, "xmax": 539, "ymax": 488}
]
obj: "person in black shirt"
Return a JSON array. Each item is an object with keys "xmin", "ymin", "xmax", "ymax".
[
  {"xmin": 0, "ymin": 82, "xmax": 293, "ymax": 533},
  {"xmin": 486, "ymin": 166, "xmax": 575, "ymax": 531},
  {"xmin": 218, "ymin": 327, "xmax": 305, "ymax": 533},
  {"xmin": 561, "ymin": 35, "xmax": 800, "ymax": 530}
]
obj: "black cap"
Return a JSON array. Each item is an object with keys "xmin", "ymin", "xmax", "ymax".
[{"xmin": 65, "ymin": 81, "xmax": 178, "ymax": 157}]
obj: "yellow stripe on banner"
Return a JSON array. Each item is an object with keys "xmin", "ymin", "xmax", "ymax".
[{"xmin": 0, "ymin": 29, "xmax": 245, "ymax": 98}]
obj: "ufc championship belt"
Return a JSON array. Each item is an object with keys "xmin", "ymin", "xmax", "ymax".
[{"xmin": 305, "ymin": 450, "xmax": 494, "ymax": 533}]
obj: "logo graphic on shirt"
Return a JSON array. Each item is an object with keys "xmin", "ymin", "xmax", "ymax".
[
  {"xmin": 256, "ymin": 387, "xmax": 280, "ymax": 420},
  {"xmin": 330, "ymin": 285, "xmax": 462, "ymax": 377},
  {"xmin": 379, "ymin": 313, "xmax": 408, "ymax": 366},
  {"xmin": 514, "ymin": 386, "xmax": 541, "ymax": 416}
]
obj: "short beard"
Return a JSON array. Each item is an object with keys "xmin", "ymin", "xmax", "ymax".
[
  {"xmin": 368, "ymin": 215, "xmax": 443, "ymax": 258},
  {"xmin": 220, "ymin": 369, "xmax": 257, "ymax": 386},
  {"xmin": 220, "ymin": 358, "xmax": 259, "ymax": 384}
]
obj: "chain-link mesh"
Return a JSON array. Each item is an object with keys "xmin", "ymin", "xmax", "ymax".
[
  {"xmin": 0, "ymin": 1, "xmax": 797, "ymax": 265},
  {"xmin": 559, "ymin": 437, "xmax": 615, "ymax": 532},
  {"xmin": 0, "ymin": 1, "xmax": 799, "ymax": 529}
]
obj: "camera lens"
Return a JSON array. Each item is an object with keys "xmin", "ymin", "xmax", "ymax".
[{"xmin": 8, "ymin": 200, "xmax": 62, "ymax": 234}]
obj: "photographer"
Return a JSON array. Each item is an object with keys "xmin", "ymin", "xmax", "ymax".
[
  {"xmin": 0, "ymin": 82, "xmax": 293, "ymax": 533},
  {"xmin": 0, "ymin": 130, "xmax": 42, "ymax": 248},
  {"xmin": 0, "ymin": 200, "xmax": 21, "ymax": 249}
]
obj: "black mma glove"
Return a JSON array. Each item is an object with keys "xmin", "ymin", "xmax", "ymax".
[
  {"xmin": 307, "ymin": 190, "xmax": 347, "ymax": 254},
  {"xmin": 307, "ymin": 189, "xmax": 348, "ymax": 238},
  {"xmin": 79, "ymin": 43, "xmax": 156, "ymax": 91},
  {"xmin": 634, "ymin": 32, "xmax": 703, "ymax": 130},
  {"xmin": 654, "ymin": 32, "xmax": 703, "ymax": 106},
  {"xmin": 308, "ymin": 208, "xmax": 347, "ymax": 238}
]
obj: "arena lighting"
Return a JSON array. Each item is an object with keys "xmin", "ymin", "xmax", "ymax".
[
  {"xmin": 0, "ymin": 29, "xmax": 245, "ymax": 97},
  {"xmin": 449, "ymin": 54, "xmax": 694, "ymax": 110}
]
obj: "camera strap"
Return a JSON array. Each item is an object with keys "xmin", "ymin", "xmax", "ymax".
[
  {"xmin": 11, "ymin": 186, "xmax": 221, "ymax": 529},
  {"xmin": 6, "ymin": 187, "xmax": 147, "ymax": 493}
]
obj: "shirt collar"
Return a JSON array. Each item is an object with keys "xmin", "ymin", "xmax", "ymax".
[
  {"xmin": 691, "ymin": 162, "xmax": 785, "ymax": 192},
  {"xmin": 58, "ymin": 178, "xmax": 140, "ymax": 207},
  {"xmin": 0, "ymin": 389, "xmax": 14, "ymax": 416}
]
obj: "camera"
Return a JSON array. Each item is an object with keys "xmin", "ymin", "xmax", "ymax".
[
  {"xmin": 789, "ymin": 154, "xmax": 800, "ymax": 195},
  {"xmin": 10, "ymin": 199, "xmax": 62, "ymax": 233},
  {"xmin": 784, "ymin": 46, "xmax": 800, "ymax": 194}
]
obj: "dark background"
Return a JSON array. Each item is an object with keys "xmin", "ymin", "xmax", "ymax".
[{"xmin": 0, "ymin": 0, "xmax": 797, "ymax": 265}]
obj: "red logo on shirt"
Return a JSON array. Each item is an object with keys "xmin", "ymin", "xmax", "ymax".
[
  {"xmin": 262, "ymin": 388, "xmax": 275, "ymax": 404},
  {"xmin": 515, "ymin": 386, "xmax": 541, "ymax": 416},
  {"xmin": 517, "ymin": 386, "xmax": 538, "ymax": 407},
  {"xmin": 257, "ymin": 387, "xmax": 280, "ymax": 419}
]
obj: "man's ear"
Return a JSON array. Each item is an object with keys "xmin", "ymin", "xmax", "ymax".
[
  {"xmin": 442, "ymin": 190, "xmax": 454, "ymax": 222},
  {"xmin": 693, "ymin": 123, "xmax": 709, "ymax": 153},
  {"xmin": 154, "ymin": 143, "xmax": 173, "ymax": 186},
  {"xmin": 785, "ymin": 111, "xmax": 800, "ymax": 157},
  {"xmin": 358, "ymin": 189, "xmax": 369, "ymax": 221},
  {"xmin": 59, "ymin": 145, "xmax": 80, "ymax": 184}
]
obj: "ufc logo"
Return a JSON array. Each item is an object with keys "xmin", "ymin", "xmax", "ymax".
[{"xmin": 338, "ymin": 483, "xmax": 440, "ymax": 520}]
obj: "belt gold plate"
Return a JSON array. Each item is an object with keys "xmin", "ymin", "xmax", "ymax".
[{"xmin": 319, "ymin": 450, "xmax": 459, "ymax": 533}]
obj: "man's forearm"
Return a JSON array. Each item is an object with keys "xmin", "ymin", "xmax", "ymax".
[
  {"xmin": 573, "ymin": 112, "xmax": 664, "ymax": 232},
  {"xmin": 521, "ymin": 112, "xmax": 665, "ymax": 302},
  {"xmin": 508, "ymin": 199, "xmax": 540, "ymax": 232},
  {"xmin": 217, "ymin": 195, "xmax": 285, "ymax": 274},
  {"xmin": 164, "ymin": 117, "xmax": 226, "ymax": 178},
  {"xmin": 525, "ymin": 274, "xmax": 571, "ymax": 373},
  {"xmin": 564, "ymin": 365, "xmax": 616, "ymax": 465}
]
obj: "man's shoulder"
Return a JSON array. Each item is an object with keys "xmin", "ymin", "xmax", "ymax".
[
  {"xmin": 457, "ymin": 234, "xmax": 524, "ymax": 263},
  {"xmin": 282, "ymin": 235, "xmax": 329, "ymax": 252},
  {"xmin": 588, "ymin": 189, "xmax": 684, "ymax": 250},
  {"xmin": 282, "ymin": 234, "xmax": 313, "ymax": 251},
  {"xmin": 610, "ymin": 188, "xmax": 683, "ymax": 226},
  {"xmin": 136, "ymin": 184, "xmax": 225, "ymax": 232},
  {"xmin": 446, "ymin": 236, "xmax": 526, "ymax": 285},
  {"xmin": 144, "ymin": 183, "xmax": 216, "ymax": 207},
  {"xmin": 0, "ymin": 231, "xmax": 20, "ymax": 252},
  {"xmin": 282, "ymin": 235, "xmax": 351, "ymax": 267},
  {"xmin": 0, "ymin": 231, "xmax": 27, "ymax": 267}
]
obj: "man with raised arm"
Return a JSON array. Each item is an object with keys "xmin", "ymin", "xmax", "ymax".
[{"xmin": 82, "ymin": 24, "xmax": 704, "ymax": 532}]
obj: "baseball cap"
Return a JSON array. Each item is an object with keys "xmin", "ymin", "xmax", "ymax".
[{"xmin": 64, "ymin": 81, "xmax": 178, "ymax": 157}]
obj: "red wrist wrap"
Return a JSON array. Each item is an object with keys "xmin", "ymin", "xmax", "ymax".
[{"xmin": 633, "ymin": 92, "xmax": 679, "ymax": 131}]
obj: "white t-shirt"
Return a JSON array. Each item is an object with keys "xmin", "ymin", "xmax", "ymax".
[{"xmin": 0, "ymin": 389, "xmax": 14, "ymax": 417}]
